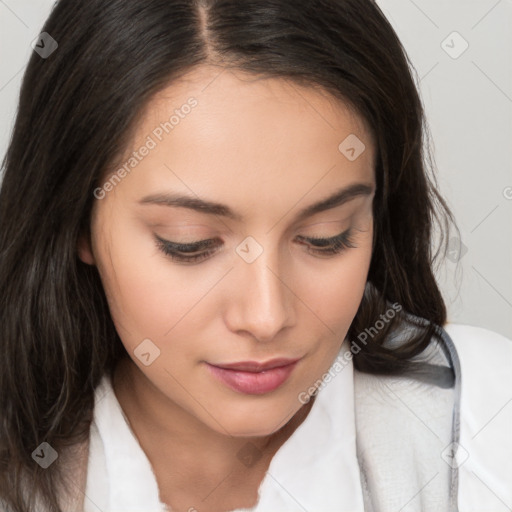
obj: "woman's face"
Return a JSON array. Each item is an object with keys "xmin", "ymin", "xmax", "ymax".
[{"xmin": 79, "ymin": 65, "xmax": 376, "ymax": 437}]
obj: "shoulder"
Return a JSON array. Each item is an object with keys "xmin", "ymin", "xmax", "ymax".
[
  {"xmin": 443, "ymin": 321, "xmax": 512, "ymax": 351},
  {"xmin": 443, "ymin": 322, "xmax": 512, "ymax": 380},
  {"xmin": 442, "ymin": 321, "xmax": 512, "ymax": 411}
]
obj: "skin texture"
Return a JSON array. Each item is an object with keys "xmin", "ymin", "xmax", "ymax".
[{"xmin": 78, "ymin": 64, "xmax": 376, "ymax": 512}]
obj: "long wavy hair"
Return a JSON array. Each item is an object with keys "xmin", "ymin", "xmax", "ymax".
[{"xmin": 0, "ymin": 0, "xmax": 459, "ymax": 510}]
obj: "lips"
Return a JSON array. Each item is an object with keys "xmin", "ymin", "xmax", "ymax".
[
  {"xmin": 212, "ymin": 358, "xmax": 301, "ymax": 372},
  {"xmin": 205, "ymin": 358, "xmax": 301, "ymax": 395}
]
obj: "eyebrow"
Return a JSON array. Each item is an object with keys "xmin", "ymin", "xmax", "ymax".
[{"xmin": 139, "ymin": 182, "xmax": 375, "ymax": 223}]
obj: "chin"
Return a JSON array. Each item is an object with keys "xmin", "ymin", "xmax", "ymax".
[
  {"xmin": 221, "ymin": 423, "xmax": 283, "ymax": 439},
  {"xmin": 206, "ymin": 403, "xmax": 298, "ymax": 438}
]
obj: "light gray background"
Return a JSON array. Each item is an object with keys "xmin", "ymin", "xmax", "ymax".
[{"xmin": 0, "ymin": 0, "xmax": 511, "ymax": 338}]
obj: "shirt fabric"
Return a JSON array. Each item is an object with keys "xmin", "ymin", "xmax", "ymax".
[
  {"xmin": 445, "ymin": 323, "xmax": 512, "ymax": 512},
  {"xmin": 83, "ymin": 323, "xmax": 512, "ymax": 512}
]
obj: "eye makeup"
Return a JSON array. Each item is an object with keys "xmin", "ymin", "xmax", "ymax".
[{"xmin": 153, "ymin": 227, "xmax": 357, "ymax": 264}]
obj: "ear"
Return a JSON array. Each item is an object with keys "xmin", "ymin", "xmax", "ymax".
[{"xmin": 77, "ymin": 230, "xmax": 96, "ymax": 265}]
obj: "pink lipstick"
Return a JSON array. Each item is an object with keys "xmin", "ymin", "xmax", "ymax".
[{"xmin": 205, "ymin": 358, "xmax": 300, "ymax": 395}]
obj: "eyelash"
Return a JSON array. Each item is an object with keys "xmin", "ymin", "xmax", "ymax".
[{"xmin": 154, "ymin": 229, "xmax": 357, "ymax": 264}]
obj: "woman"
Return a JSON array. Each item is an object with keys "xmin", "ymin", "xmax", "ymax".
[{"xmin": 0, "ymin": 1, "xmax": 510, "ymax": 511}]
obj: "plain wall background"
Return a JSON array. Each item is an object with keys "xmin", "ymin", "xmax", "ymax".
[{"xmin": 0, "ymin": 0, "xmax": 511, "ymax": 339}]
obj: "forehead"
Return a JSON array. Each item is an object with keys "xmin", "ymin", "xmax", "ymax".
[
  {"xmin": 143, "ymin": 65, "xmax": 373, "ymax": 151},
  {"xmin": 107, "ymin": 65, "xmax": 376, "ymax": 214}
]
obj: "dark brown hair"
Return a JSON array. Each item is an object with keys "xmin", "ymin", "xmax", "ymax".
[{"xmin": 0, "ymin": 0, "xmax": 459, "ymax": 510}]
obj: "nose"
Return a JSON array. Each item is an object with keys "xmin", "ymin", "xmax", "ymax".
[{"xmin": 224, "ymin": 246, "xmax": 295, "ymax": 343}]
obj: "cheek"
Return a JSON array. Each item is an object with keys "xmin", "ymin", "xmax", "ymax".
[
  {"xmin": 291, "ymin": 243, "xmax": 372, "ymax": 387},
  {"xmin": 94, "ymin": 220, "xmax": 209, "ymax": 346},
  {"xmin": 295, "ymin": 231, "xmax": 372, "ymax": 332}
]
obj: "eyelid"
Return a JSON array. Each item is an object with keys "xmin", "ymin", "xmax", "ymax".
[
  {"xmin": 297, "ymin": 228, "xmax": 356, "ymax": 248},
  {"xmin": 154, "ymin": 227, "xmax": 357, "ymax": 264},
  {"xmin": 155, "ymin": 227, "xmax": 350, "ymax": 247},
  {"xmin": 154, "ymin": 227, "xmax": 356, "ymax": 258},
  {"xmin": 298, "ymin": 233, "xmax": 344, "ymax": 245},
  {"xmin": 154, "ymin": 235, "xmax": 218, "ymax": 252}
]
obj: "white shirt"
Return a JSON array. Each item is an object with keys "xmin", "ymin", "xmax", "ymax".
[{"xmin": 83, "ymin": 324, "xmax": 512, "ymax": 512}]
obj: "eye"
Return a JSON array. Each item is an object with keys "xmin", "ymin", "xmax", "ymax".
[
  {"xmin": 154, "ymin": 228, "xmax": 357, "ymax": 264},
  {"xmin": 296, "ymin": 228, "xmax": 357, "ymax": 256},
  {"xmin": 154, "ymin": 235, "xmax": 220, "ymax": 264}
]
